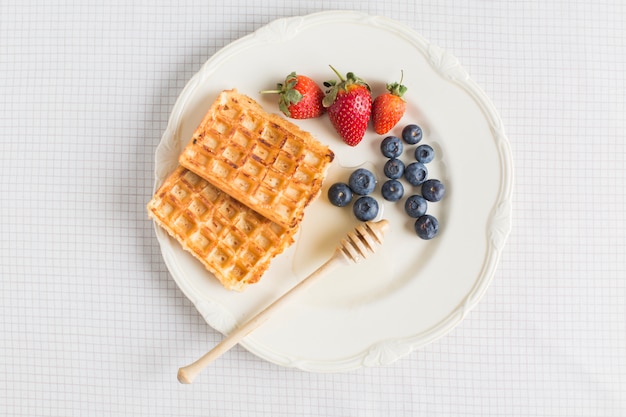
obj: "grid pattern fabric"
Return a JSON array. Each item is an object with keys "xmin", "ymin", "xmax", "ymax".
[{"xmin": 0, "ymin": 1, "xmax": 624, "ymax": 416}]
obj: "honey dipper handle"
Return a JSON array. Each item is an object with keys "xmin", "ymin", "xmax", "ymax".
[{"xmin": 177, "ymin": 250, "xmax": 348, "ymax": 384}]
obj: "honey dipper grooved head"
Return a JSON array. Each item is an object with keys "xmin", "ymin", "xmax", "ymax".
[{"xmin": 340, "ymin": 219, "xmax": 390, "ymax": 263}]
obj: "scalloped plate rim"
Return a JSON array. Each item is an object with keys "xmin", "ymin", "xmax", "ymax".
[{"xmin": 151, "ymin": 10, "xmax": 513, "ymax": 372}]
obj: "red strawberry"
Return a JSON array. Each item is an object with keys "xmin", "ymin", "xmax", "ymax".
[
  {"xmin": 322, "ymin": 65, "xmax": 372, "ymax": 146},
  {"xmin": 260, "ymin": 72, "xmax": 325, "ymax": 119},
  {"xmin": 372, "ymin": 74, "xmax": 408, "ymax": 135}
]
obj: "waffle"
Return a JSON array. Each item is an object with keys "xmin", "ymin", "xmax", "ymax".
[
  {"xmin": 178, "ymin": 89, "xmax": 334, "ymax": 229},
  {"xmin": 147, "ymin": 166, "xmax": 298, "ymax": 292}
]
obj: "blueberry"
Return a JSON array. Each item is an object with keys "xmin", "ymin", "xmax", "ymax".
[
  {"xmin": 327, "ymin": 182, "xmax": 353, "ymax": 207},
  {"xmin": 414, "ymin": 144, "xmax": 434, "ymax": 164},
  {"xmin": 348, "ymin": 168, "xmax": 376, "ymax": 195},
  {"xmin": 404, "ymin": 162, "xmax": 428, "ymax": 186},
  {"xmin": 380, "ymin": 136, "xmax": 403, "ymax": 158},
  {"xmin": 404, "ymin": 195, "xmax": 428, "ymax": 218},
  {"xmin": 383, "ymin": 158, "xmax": 405, "ymax": 179},
  {"xmin": 353, "ymin": 196, "xmax": 379, "ymax": 222},
  {"xmin": 381, "ymin": 180, "xmax": 404, "ymax": 202},
  {"xmin": 414, "ymin": 214, "xmax": 439, "ymax": 240},
  {"xmin": 402, "ymin": 124, "xmax": 423, "ymax": 144},
  {"xmin": 421, "ymin": 179, "xmax": 445, "ymax": 202}
]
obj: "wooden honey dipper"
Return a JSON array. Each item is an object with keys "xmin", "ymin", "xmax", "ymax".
[{"xmin": 177, "ymin": 219, "xmax": 390, "ymax": 384}]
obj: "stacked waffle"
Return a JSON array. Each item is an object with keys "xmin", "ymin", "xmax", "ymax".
[{"xmin": 148, "ymin": 89, "xmax": 334, "ymax": 291}]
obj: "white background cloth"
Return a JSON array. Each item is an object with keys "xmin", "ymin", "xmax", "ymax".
[{"xmin": 1, "ymin": 1, "xmax": 624, "ymax": 416}]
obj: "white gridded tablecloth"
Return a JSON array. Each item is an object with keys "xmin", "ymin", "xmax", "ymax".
[{"xmin": 0, "ymin": 1, "xmax": 624, "ymax": 416}]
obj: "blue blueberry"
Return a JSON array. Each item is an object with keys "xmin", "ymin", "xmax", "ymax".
[
  {"xmin": 353, "ymin": 196, "xmax": 379, "ymax": 222},
  {"xmin": 327, "ymin": 182, "xmax": 353, "ymax": 207},
  {"xmin": 414, "ymin": 214, "xmax": 439, "ymax": 239},
  {"xmin": 404, "ymin": 195, "xmax": 428, "ymax": 218},
  {"xmin": 348, "ymin": 168, "xmax": 376, "ymax": 195},
  {"xmin": 380, "ymin": 136, "xmax": 403, "ymax": 158},
  {"xmin": 383, "ymin": 158, "xmax": 405, "ymax": 179},
  {"xmin": 421, "ymin": 179, "xmax": 445, "ymax": 202},
  {"xmin": 402, "ymin": 124, "xmax": 423, "ymax": 144},
  {"xmin": 414, "ymin": 144, "xmax": 434, "ymax": 164},
  {"xmin": 404, "ymin": 162, "xmax": 428, "ymax": 186},
  {"xmin": 381, "ymin": 180, "xmax": 404, "ymax": 202}
]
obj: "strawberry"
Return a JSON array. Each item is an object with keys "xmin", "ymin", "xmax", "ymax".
[
  {"xmin": 260, "ymin": 72, "xmax": 325, "ymax": 119},
  {"xmin": 322, "ymin": 65, "xmax": 372, "ymax": 146},
  {"xmin": 372, "ymin": 73, "xmax": 408, "ymax": 135}
]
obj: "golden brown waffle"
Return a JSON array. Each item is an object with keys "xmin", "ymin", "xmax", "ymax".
[
  {"xmin": 178, "ymin": 89, "xmax": 334, "ymax": 229},
  {"xmin": 147, "ymin": 166, "xmax": 298, "ymax": 292}
]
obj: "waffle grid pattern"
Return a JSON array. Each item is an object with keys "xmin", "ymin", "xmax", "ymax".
[
  {"xmin": 179, "ymin": 90, "xmax": 334, "ymax": 228},
  {"xmin": 148, "ymin": 166, "xmax": 296, "ymax": 291}
]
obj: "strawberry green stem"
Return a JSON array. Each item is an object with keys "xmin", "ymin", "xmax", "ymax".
[{"xmin": 328, "ymin": 65, "xmax": 345, "ymax": 82}]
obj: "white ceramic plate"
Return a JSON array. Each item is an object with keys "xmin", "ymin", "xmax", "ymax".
[{"xmin": 153, "ymin": 11, "xmax": 513, "ymax": 372}]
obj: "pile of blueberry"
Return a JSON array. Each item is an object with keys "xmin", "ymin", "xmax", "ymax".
[{"xmin": 327, "ymin": 124, "xmax": 446, "ymax": 240}]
